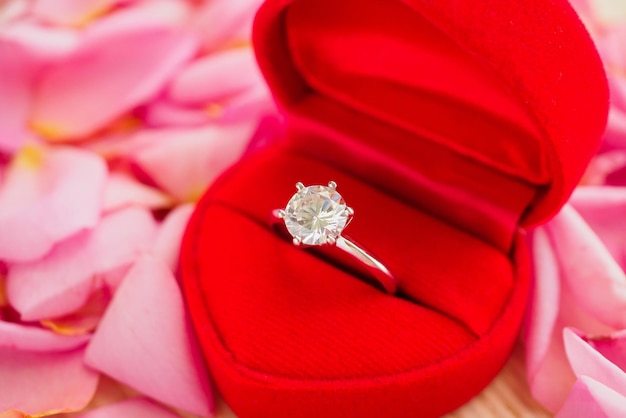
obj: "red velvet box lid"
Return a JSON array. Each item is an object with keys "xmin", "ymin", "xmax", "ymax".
[{"xmin": 181, "ymin": 1, "xmax": 608, "ymax": 417}]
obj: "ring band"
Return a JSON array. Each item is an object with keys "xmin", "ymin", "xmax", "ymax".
[{"xmin": 272, "ymin": 181, "xmax": 397, "ymax": 294}]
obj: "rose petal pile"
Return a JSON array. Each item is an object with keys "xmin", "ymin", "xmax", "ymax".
[
  {"xmin": 525, "ymin": 1, "xmax": 626, "ymax": 416},
  {"xmin": 5, "ymin": 0, "xmax": 626, "ymax": 417},
  {"xmin": 0, "ymin": 0, "xmax": 274, "ymax": 417}
]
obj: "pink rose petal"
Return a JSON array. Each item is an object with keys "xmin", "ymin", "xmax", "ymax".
[
  {"xmin": 1, "ymin": 22, "xmax": 79, "ymax": 61},
  {"xmin": 75, "ymin": 398, "xmax": 180, "ymax": 418},
  {"xmin": 143, "ymin": 100, "xmax": 212, "ymax": 128},
  {"xmin": 151, "ymin": 204, "xmax": 194, "ymax": 271},
  {"xmin": 40, "ymin": 287, "xmax": 112, "ymax": 336},
  {"xmin": 528, "ymin": 324, "xmax": 576, "ymax": 413},
  {"xmin": 0, "ymin": 347, "xmax": 98, "ymax": 415},
  {"xmin": 168, "ymin": 48, "xmax": 263, "ymax": 106},
  {"xmin": 570, "ymin": 187, "xmax": 626, "ymax": 269},
  {"xmin": 82, "ymin": 131, "xmax": 140, "ymax": 160},
  {"xmin": 147, "ymin": 85, "xmax": 274, "ymax": 127},
  {"xmin": 0, "ymin": 40, "xmax": 37, "ymax": 152},
  {"xmin": 0, "ymin": 0, "xmax": 28, "ymax": 25},
  {"xmin": 582, "ymin": 152, "xmax": 626, "ymax": 185},
  {"xmin": 130, "ymin": 125, "xmax": 254, "ymax": 202},
  {"xmin": 100, "ymin": 264, "xmax": 131, "ymax": 293},
  {"xmin": 0, "ymin": 145, "xmax": 107, "ymax": 262},
  {"xmin": 219, "ymin": 83, "xmax": 275, "ymax": 123},
  {"xmin": 103, "ymin": 172, "xmax": 173, "ymax": 213},
  {"xmin": 611, "ymin": 80, "xmax": 626, "ymax": 114},
  {"xmin": 525, "ymin": 228, "xmax": 562, "ymax": 374},
  {"xmin": 556, "ymin": 376, "xmax": 626, "ymax": 418},
  {"xmin": 545, "ymin": 205, "xmax": 626, "ymax": 330},
  {"xmin": 604, "ymin": 106, "xmax": 626, "ymax": 151},
  {"xmin": 86, "ymin": 0, "xmax": 190, "ymax": 39},
  {"xmin": 564, "ymin": 328, "xmax": 626, "ymax": 398},
  {"xmin": 7, "ymin": 207, "xmax": 157, "ymax": 321},
  {"xmin": 0, "ymin": 320, "xmax": 89, "ymax": 352},
  {"xmin": 603, "ymin": 26, "xmax": 626, "ymax": 69},
  {"xmin": 6, "ymin": 231, "xmax": 93, "ymax": 321},
  {"xmin": 607, "ymin": 165, "xmax": 626, "ymax": 187},
  {"xmin": 585, "ymin": 329, "xmax": 626, "ymax": 373},
  {"xmin": 191, "ymin": 0, "xmax": 264, "ymax": 50},
  {"xmin": 31, "ymin": 0, "xmax": 119, "ymax": 27},
  {"xmin": 30, "ymin": 23, "xmax": 197, "ymax": 140},
  {"xmin": 85, "ymin": 255, "xmax": 213, "ymax": 416},
  {"xmin": 73, "ymin": 375, "xmax": 135, "ymax": 413},
  {"xmin": 525, "ymin": 229, "xmax": 576, "ymax": 411}
]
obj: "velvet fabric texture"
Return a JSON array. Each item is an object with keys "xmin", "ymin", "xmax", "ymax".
[{"xmin": 181, "ymin": 0, "xmax": 608, "ymax": 417}]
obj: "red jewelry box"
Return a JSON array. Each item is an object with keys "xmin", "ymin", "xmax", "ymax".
[{"xmin": 181, "ymin": 0, "xmax": 608, "ymax": 417}]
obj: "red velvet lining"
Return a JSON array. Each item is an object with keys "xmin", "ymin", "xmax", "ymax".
[
  {"xmin": 254, "ymin": 0, "xmax": 608, "ymax": 228},
  {"xmin": 192, "ymin": 147, "xmax": 513, "ymax": 369},
  {"xmin": 267, "ymin": 0, "xmax": 549, "ymax": 249},
  {"xmin": 285, "ymin": 0, "xmax": 546, "ymax": 183},
  {"xmin": 286, "ymin": 99, "xmax": 538, "ymax": 249}
]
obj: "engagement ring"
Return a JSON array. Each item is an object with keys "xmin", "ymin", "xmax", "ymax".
[{"xmin": 273, "ymin": 181, "xmax": 397, "ymax": 294}]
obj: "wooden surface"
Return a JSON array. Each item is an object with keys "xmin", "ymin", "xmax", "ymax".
[
  {"xmin": 445, "ymin": 346, "xmax": 551, "ymax": 418},
  {"xmin": 213, "ymin": 345, "xmax": 552, "ymax": 418}
]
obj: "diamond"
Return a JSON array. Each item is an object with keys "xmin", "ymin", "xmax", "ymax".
[{"xmin": 283, "ymin": 183, "xmax": 352, "ymax": 246}]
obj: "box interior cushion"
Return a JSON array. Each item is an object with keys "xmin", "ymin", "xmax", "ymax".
[{"xmin": 187, "ymin": 147, "xmax": 516, "ymax": 378}]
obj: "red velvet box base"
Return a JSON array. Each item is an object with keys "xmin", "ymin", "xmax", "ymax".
[
  {"xmin": 181, "ymin": 0, "xmax": 608, "ymax": 417},
  {"xmin": 182, "ymin": 146, "xmax": 532, "ymax": 418}
]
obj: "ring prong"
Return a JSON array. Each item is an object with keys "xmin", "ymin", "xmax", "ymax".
[
  {"xmin": 277, "ymin": 209, "xmax": 286, "ymax": 219},
  {"xmin": 293, "ymin": 236, "xmax": 302, "ymax": 246},
  {"xmin": 346, "ymin": 207, "xmax": 355, "ymax": 216},
  {"xmin": 295, "ymin": 182, "xmax": 305, "ymax": 191},
  {"xmin": 328, "ymin": 181, "xmax": 337, "ymax": 190},
  {"xmin": 326, "ymin": 236, "xmax": 336, "ymax": 245}
]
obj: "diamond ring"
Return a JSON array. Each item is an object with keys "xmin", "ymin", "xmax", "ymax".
[{"xmin": 272, "ymin": 181, "xmax": 397, "ymax": 294}]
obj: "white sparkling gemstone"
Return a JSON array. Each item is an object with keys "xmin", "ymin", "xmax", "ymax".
[{"xmin": 284, "ymin": 184, "xmax": 350, "ymax": 245}]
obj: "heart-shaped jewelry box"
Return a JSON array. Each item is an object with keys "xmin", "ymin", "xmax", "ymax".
[{"xmin": 181, "ymin": 0, "xmax": 608, "ymax": 417}]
